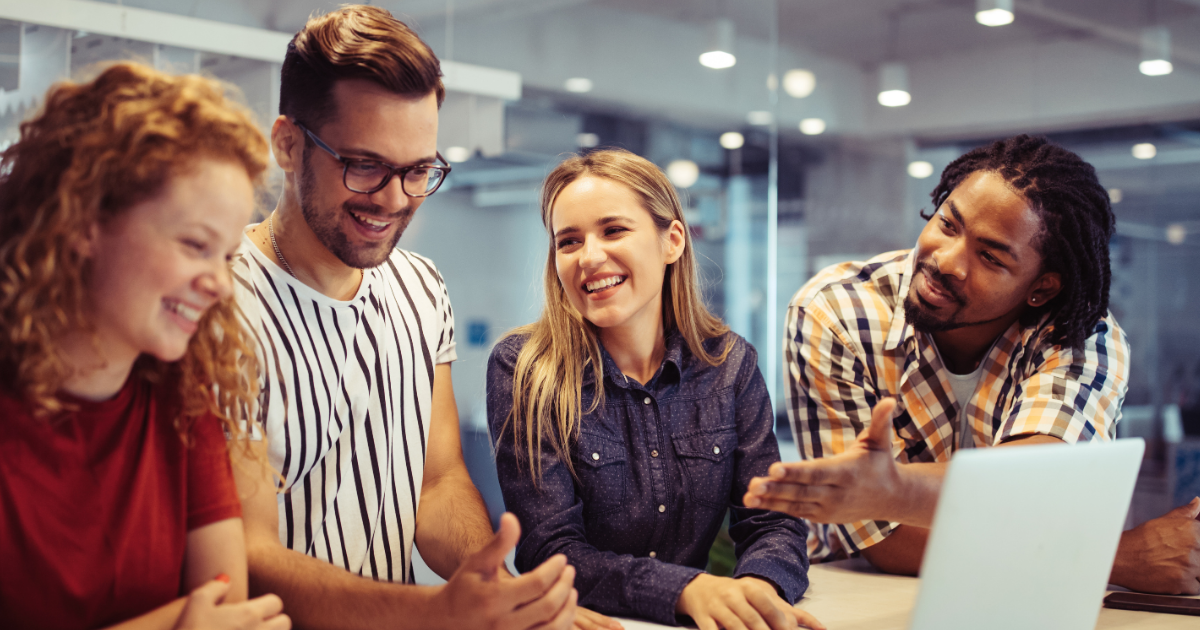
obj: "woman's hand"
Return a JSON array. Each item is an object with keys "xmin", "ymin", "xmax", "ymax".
[
  {"xmin": 676, "ymin": 574, "xmax": 825, "ymax": 630},
  {"xmin": 174, "ymin": 577, "xmax": 291, "ymax": 630},
  {"xmin": 572, "ymin": 606, "xmax": 623, "ymax": 630}
]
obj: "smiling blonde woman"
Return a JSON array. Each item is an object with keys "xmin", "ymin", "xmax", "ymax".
[{"xmin": 487, "ymin": 149, "xmax": 822, "ymax": 630}]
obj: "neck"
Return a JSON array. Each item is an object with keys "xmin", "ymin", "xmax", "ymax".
[
  {"xmin": 931, "ymin": 312, "xmax": 1020, "ymax": 374},
  {"xmin": 599, "ymin": 306, "xmax": 666, "ymax": 386},
  {"xmin": 57, "ymin": 329, "xmax": 138, "ymax": 401},
  {"xmin": 252, "ymin": 192, "xmax": 362, "ymax": 301}
]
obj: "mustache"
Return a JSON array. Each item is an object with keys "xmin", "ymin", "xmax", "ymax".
[
  {"xmin": 343, "ymin": 200, "xmax": 410, "ymax": 221},
  {"xmin": 914, "ymin": 260, "xmax": 965, "ymax": 305}
]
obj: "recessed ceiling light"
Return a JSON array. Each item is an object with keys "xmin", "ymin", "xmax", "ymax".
[
  {"xmin": 907, "ymin": 161, "xmax": 935, "ymax": 179},
  {"xmin": 1132, "ymin": 143, "xmax": 1157, "ymax": 160},
  {"xmin": 747, "ymin": 111, "xmax": 773, "ymax": 126},
  {"xmin": 444, "ymin": 146, "xmax": 471, "ymax": 163},
  {"xmin": 576, "ymin": 132, "xmax": 599, "ymax": 148},
  {"xmin": 783, "ymin": 69, "xmax": 816, "ymax": 98},
  {"xmin": 799, "ymin": 118, "xmax": 826, "ymax": 135},
  {"xmin": 877, "ymin": 62, "xmax": 911, "ymax": 107},
  {"xmin": 976, "ymin": 0, "xmax": 1014, "ymax": 27},
  {"xmin": 666, "ymin": 160, "xmax": 700, "ymax": 188},
  {"xmin": 564, "ymin": 77, "xmax": 593, "ymax": 93},
  {"xmin": 719, "ymin": 132, "xmax": 744, "ymax": 150}
]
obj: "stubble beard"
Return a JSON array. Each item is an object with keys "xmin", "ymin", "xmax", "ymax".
[
  {"xmin": 903, "ymin": 260, "xmax": 1005, "ymax": 334},
  {"xmin": 298, "ymin": 149, "xmax": 413, "ymax": 270}
]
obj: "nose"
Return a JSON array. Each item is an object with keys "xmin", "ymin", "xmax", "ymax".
[
  {"xmin": 369, "ymin": 172, "xmax": 414, "ymax": 213},
  {"xmin": 197, "ymin": 261, "xmax": 234, "ymax": 302},
  {"xmin": 932, "ymin": 237, "xmax": 968, "ymax": 281},
  {"xmin": 579, "ymin": 235, "xmax": 607, "ymax": 269}
]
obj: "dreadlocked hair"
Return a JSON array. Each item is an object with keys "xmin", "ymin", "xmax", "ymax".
[{"xmin": 924, "ymin": 134, "xmax": 1115, "ymax": 351}]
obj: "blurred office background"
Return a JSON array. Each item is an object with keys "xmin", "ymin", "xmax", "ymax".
[{"xmin": 3, "ymin": 0, "xmax": 1199, "ymax": 575}]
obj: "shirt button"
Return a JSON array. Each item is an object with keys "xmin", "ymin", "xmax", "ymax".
[
  {"xmin": 591, "ymin": 452, "xmax": 600, "ymax": 461},
  {"xmin": 658, "ymin": 504, "xmax": 666, "ymax": 513},
  {"xmin": 649, "ymin": 551, "xmax": 657, "ymax": 558},
  {"xmin": 651, "ymin": 450, "xmax": 659, "ymax": 458},
  {"xmin": 643, "ymin": 397, "xmax": 651, "ymax": 405},
  {"xmin": 713, "ymin": 445, "xmax": 721, "ymax": 455}
]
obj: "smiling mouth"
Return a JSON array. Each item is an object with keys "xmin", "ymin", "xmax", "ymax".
[
  {"xmin": 163, "ymin": 298, "xmax": 203, "ymax": 323},
  {"xmin": 349, "ymin": 209, "xmax": 393, "ymax": 232},
  {"xmin": 585, "ymin": 276, "xmax": 626, "ymax": 293}
]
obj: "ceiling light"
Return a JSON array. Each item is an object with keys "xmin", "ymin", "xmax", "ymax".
[
  {"xmin": 564, "ymin": 77, "xmax": 593, "ymax": 93},
  {"xmin": 877, "ymin": 62, "xmax": 911, "ymax": 107},
  {"xmin": 576, "ymin": 132, "xmax": 599, "ymax": 148},
  {"xmin": 1107, "ymin": 188, "xmax": 1123, "ymax": 204},
  {"xmin": 719, "ymin": 131, "xmax": 744, "ymax": 150},
  {"xmin": 783, "ymin": 69, "xmax": 816, "ymax": 98},
  {"xmin": 747, "ymin": 111, "xmax": 773, "ymax": 126},
  {"xmin": 666, "ymin": 159, "xmax": 700, "ymax": 188},
  {"xmin": 1140, "ymin": 27, "xmax": 1173, "ymax": 76},
  {"xmin": 799, "ymin": 118, "xmax": 826, "ymax": 135},
  {"xmin": 975, "ymin": 0, "xmax": 1014, "ymax": 27},
  {"xmin": 1166, "ymin": 223, "xmax": 1186, "ymax": 245},
  {"xmin": 444, "ymin": 146, "xmax": 471, "ymax": 163},
  {"xmin": 907, "ymin": 161, "xmax": 935, "ymax": 179},
  {"xmin": 1132, "ymin": 143, "xmax": 1157, "ymax": 160},
  {"xmin": 700, "ymin": 18, "xmax": 736, "ymax": 69}
]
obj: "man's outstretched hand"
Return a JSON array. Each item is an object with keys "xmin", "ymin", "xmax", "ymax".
[
  {"xmin": 743, "ymin": 399, "xmax": 939, "ymax": 527},
  {"xmin": 1110, "ymin": 497, "xmax": 1200, "ymax": 595}
]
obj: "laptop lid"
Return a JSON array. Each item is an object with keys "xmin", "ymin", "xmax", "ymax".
[{"xmin": 909, "ymin": 438, "xmax": 1145, "ymax": 630}]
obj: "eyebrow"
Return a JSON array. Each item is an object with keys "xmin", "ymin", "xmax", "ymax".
[
  {"xmin": 946, "ymin": 200, "xmax": 1018, "ymax": 262},
  {"xmin": 553, "ymin": 215, "xmax": 628, "ymax": 238},
  {"xmin": 341, "ymin": 147, "xmax": 438, "ymax": 168}
]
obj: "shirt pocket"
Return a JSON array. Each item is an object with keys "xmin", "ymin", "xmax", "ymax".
[
  {"xmin": 672, "ymin": 427, "xmax": 738, "ymax": 509},
  {"xmin": 573, "ymin": 431, "xmax": 629, "ymax": 516}
]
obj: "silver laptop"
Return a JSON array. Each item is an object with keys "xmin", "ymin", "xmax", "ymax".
[{"xmin": 910, "ymin": 438, "xmax": 1145, "ymax": 630}]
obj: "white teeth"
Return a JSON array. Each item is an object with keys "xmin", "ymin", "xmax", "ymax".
[
  {"xmin": 585, "ymin": 276, "xmax": 626, "ymax": 293},
  {"xmin": 165, "ymin": 299, "xmax": 202, "ymax": 323},
  {"xmin": 352, "ymin": 211, "xmax": 390, "ymax": 228}
]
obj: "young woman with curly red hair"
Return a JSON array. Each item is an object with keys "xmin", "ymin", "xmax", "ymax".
[{"xmin": 0, "ymin": 63, "xmax": 289, "ymax": 630}]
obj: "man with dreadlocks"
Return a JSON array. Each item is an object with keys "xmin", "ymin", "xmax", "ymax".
[{"xmin": 743, "ymin": 134, "xmax": 1200, "ymax": 595}]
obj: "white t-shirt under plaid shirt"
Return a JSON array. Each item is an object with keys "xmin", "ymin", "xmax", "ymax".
[
  {"xmin": 232, "ymin": 232, "xmax": 456, "ymax": 582},
  {"xmin": 784, "ymin": 249, "xmax": 1129, "ymax": 561}
]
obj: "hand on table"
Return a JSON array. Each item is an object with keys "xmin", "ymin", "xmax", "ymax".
[
  {"xmin": 1110, "ymin": 497, "xmax": 1200, "ymax": 595},
  {"xmin": 744, "ymin": 399, "xmax": 917, "ymax": 525},
  {"xmin": 432, "ymin": 513, "xmax": 577, "ymax": 630},
  {"xmin": 174, "ymin": 577, "xmax": 290, "ymax": 630},
  {"xmin": 573, "ymin": 606, "xmax": 623, "ymax": 630},
  {"xmin": 676, "ymin": 574, "xmax": 825, "ymax": 630}
]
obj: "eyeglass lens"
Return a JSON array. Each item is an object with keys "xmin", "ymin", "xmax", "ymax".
[{"xmin": 344, "ymin": 161, "xmax": 447, "ymax": 196}]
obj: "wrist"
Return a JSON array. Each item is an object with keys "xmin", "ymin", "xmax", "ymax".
[{"xmin": 675, "ymin": 573, "xmax": 710, "ymax": 614}]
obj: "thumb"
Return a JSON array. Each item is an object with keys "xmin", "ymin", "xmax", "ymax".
[
  {"xmin": 188, "ymin": 577, "xmax": 232, "ymax": 607},
  {"xmin": 1173, "ymin": 497, "xmax": 1200, "ymax": 520},
  {"xmin": 462, "ymin": 512, "xmax": 520, "ymax": 576},
  {"xmin": 860, "ymin": 398, "xmax": 897, "ymax": 452}
]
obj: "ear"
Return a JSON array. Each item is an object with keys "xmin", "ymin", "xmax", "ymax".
[
  {"xmin": 73, "ymin": 221, "xmax": 101, "ymax": 259},
  {"xmin": 1026, "ymin": 271, "xmax": 1062, "ymax": 308},
  {"xmin": 270, "ymin": 115, "xmax": 303, "ymax": 174},
  {"xmin": 662, "ymin": 219, "xmax": 686, "ymax": 265}
]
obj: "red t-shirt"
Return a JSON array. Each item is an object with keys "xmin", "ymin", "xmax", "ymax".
[{"xmin": 0, "ymin": 373, "xmax": 243, "ymax": 629}]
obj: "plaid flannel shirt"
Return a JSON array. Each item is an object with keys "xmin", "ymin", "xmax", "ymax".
[{"xmin": 784, "ymin": 249, "xmax": 1130, "ymax": 561}]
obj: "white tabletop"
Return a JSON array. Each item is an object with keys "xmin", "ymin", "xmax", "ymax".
[{"xmin": 614, "ymin": 558, "xmax": 1198, "ymax": 629}]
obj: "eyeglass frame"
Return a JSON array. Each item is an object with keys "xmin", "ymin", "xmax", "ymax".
[{"xmin": 293, "ymin": 120, "xmax": 451, "ymax": 197}]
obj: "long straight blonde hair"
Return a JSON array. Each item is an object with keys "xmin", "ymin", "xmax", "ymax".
[{"xmin": 503, "ymin": 149, "xmax": 732, "ymax": 483}]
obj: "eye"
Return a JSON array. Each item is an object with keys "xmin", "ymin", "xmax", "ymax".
[
  {"xmin": 347, "ymin": 161, "xmax": 384, "ymax": 176},
  {"xmin": 182, "ymin": 238, "xmax": 207, "ymax": 253},
  {"xmin": 982, "ymin": 251, "xmax": 1004, "ymax": 267},
  {"xmin": 556, "ymin": 237, "xmax": 580, "ymax": 250},
  {"xmin": 604, "ymin": 226, "xmax": 628, "ymax": 237}
]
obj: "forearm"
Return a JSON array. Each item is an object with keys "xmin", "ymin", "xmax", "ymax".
[
  {"xmin": 888, "ymin": 462, "xmax": 947, "ymax": 527},
  {"xmin": 246, "ymin": 537, "xmax": 439, "ymax": 630},
  {"xmin": 101, "ymin": 598, "xmax": 187, "ymax": 630},
  {"xmin": 859, "ymin": 525, "xmax": 929, "ymax": 576},
  {"xmin": 728, "ymin": 508, "xmax": 811, "ymax": 603},
  {"xmin": 415, "ymin": 468, "xmax": 495, "ymax": 578}
]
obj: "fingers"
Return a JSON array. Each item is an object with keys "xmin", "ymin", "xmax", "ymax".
[
  {"xmin": 742, "ymin": 587, "xmax": 792, "ymax": 630},
  {"xmin": 510, "ymin": 565, "xmax": 576, "ymax": 630},
  {"xmin": 262, "ymin": 613, "xmax": 292, "ymax": 630},
  {"xmin": 791, "ymin": 607, "xmax": 827, "ymax": 630},
  {"xmin": 748, "ymin": 480, "xmax": 834, "ymax": 506},
  {"xmin": 243, "ymin": 594, "xmax": 285, "ymax": 621},
  {"xmin": 764, "ymin": 460, "xmax": 842, "ymax": 486},
  {"xmin": 711, "ymin": 606, "xmax": 752, "ymax": 630},
  {"xmin": 573, "ymin": 607, "xmax": 623, "ymax": 630},
  {"xmin": 1181, "ymin": 497, "xmax": 1200, "ymax": 520},
  {"xmin": 188, "ymin": 577, "xmax": 233, "ymax": 607},
  {"xmin": 862, "ymin": 398, "xmax": 897, "ymax": 451},
  {"xmin": 505, "ymin": 554, "xmax": 570, "ymax": 607},
  {"xmin": 464, "ymin": 513, "xmax": 522, "ymax": 576}
]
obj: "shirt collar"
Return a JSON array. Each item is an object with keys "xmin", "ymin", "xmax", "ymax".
[
  {"xmin": 583, "ymin": 328, "xmax": 685, "ymax": 390},
  {"xmin": 885, "ymin": 249, "xmax": 917, "ymax": 352}
]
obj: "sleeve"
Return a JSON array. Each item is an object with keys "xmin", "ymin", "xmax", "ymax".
[
  {"xmin": 783, "ymin": 299, "xmax": 896, "ymax": 557},
  {"xmin": 724, "ymin": 339, "xmax": 811, "ymax": 604},
  {"xmin": 434, "ymin": 267, "xmax": 457, "ymax": 365},
  {"xmin": 486, "ymin": 340, "xmax": 701, "ymax": 625},
  {"xmin": 997, "ymin": 314, "xmax": 1130, "ymax": 444},
  {"xmin": 186, "ymin": 413, "xmax": 243, "ymax": 531}
]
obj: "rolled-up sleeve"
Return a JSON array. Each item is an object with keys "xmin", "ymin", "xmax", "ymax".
[
  {"xmin": 486, "ymin": 338, "xmax": 701, "ymax": 625},
  {"xmin": 725, "ymin": 343, "xmax": 810, "ymax": 603}
]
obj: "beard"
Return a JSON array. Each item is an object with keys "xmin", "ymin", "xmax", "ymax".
[
  {"xmin": 903, "ymin": 259, "xmax": 1003, "ymax": 333},
  {"xmin": 298, "ymin": 150, "xmax": 413, "ymax": 270}
]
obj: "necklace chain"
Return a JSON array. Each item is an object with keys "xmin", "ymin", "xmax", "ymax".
[{"xmin": 268, "ymin": 213, "xmax": 297, "ymax": 278}]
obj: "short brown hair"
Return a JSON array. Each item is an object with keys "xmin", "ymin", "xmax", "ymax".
[
  {"xmin": 0, "ymin": 62, "xmax": 268, "ymax": 434},
  {"xmin": 280, "ymin": 5, "xmax": 445, "ymax": 130}
]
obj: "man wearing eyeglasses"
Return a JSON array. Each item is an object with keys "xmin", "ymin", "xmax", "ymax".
[{"xmin": 229, "ymin": 6, "xmax": 583, "ymax": 630}]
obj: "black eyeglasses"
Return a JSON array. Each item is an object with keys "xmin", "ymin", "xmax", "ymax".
[{"xmin": 295, "ymin": 122, "xmax": 451, "ymax": 197}]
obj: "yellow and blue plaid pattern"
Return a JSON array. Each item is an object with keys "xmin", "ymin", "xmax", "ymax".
[{"xmin": 785, "ymin": 250, "xmax": 1130, "ymax": 561}]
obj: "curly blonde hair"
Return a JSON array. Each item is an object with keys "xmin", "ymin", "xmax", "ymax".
[{"xmin": 0, "ymin": 62, "xmax": 269, "ymax": 440}]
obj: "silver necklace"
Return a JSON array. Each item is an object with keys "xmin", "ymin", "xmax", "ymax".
[{"xmin": 268, "ymin": 213, "xmax": 297, "ymax": 278}]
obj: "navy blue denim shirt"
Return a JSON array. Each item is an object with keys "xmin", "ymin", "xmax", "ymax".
[{"xmin": 487, "ymin": 331, "xmax": 809, "ymax": 625}]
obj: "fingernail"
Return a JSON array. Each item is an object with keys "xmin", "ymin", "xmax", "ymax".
[
  {"xmin": 215, "ymin": 573, "xmax": 231, "ymax": 584},
  {"xmin": 746, "ymin": 497, "xmax": 760, "ymax": 507}
]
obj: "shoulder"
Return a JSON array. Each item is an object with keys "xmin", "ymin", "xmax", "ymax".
[
  {"xmin": 383, "ymin": 248, "xmax": 446, "ymax": 285},
  {"xmin": 489, "ymin": 332, "xmax": 532, "ymax": 372},
  {"xmin": 789, "ymin": 250, "xmax": 908, "ymax": 313}
]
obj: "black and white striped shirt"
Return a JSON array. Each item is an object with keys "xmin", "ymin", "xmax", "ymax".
[{"xmin": 232, "ymin": 233, "xmax": 456, "ymax": 583}]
